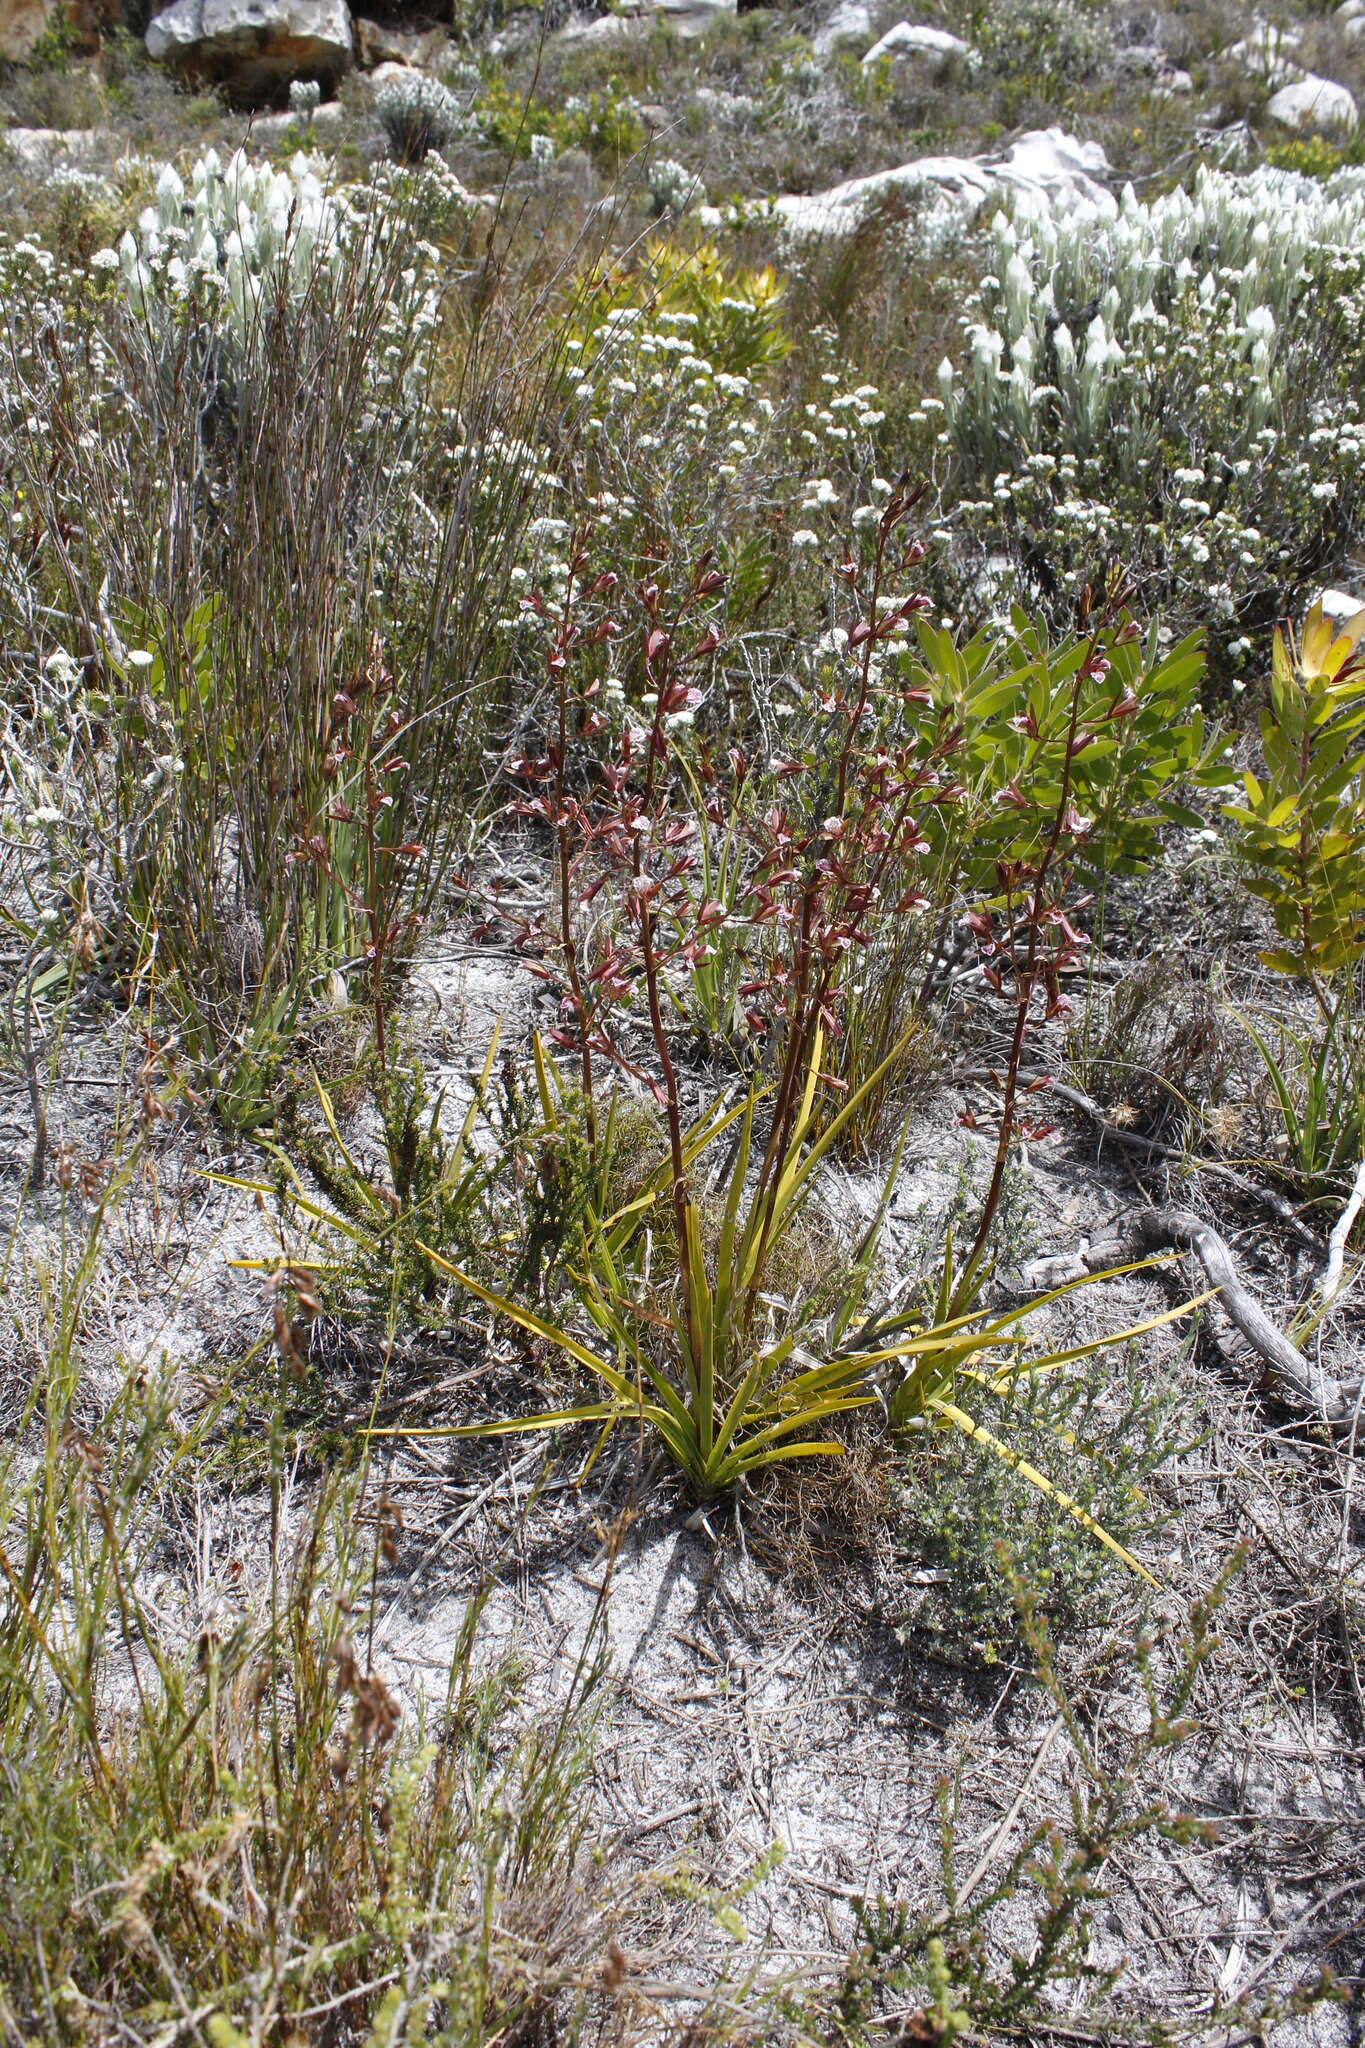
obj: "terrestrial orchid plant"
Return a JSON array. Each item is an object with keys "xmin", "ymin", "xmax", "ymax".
[{"xmin": 372, "ymin": 497, "xmax": 1207, "ymax": 1575}]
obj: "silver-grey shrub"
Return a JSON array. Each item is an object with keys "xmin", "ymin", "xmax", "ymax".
[
  {"xmin": 647, "ymin": 156, "xmax": 704, "ymax": 219},
  {"xmin": 927, "ymin": 167, "xmax": 1365, "ymax": 666},
  {"xmin": 375, "ymin": 70, "xmax": 463, "ymax": 164}
]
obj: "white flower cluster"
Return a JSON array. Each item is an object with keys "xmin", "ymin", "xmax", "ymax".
[
  {"xmin": 944, "ymin": 166, "xmax": 1365, "ymax": 462},
  {"xmin": 930, "ymin": 165, "xmax": 1365, "ymax": 641},
  {"xmin": 648, "ymin": 158, "xmax": 705, "ymax": 219},
  {"xmin": 109, "ymin": 151, "xmax": 345, "ymax": 349},
  {"xmin": 100, "ymin": 150, "xmax": 447, "ymax": 408},
  {"xmin": 692, "ymin": 87, "xmax": 760, "ymax": 130}
]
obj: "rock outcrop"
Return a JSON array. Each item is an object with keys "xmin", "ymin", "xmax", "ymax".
[
  {"xmin": 770, "ymin": 127, "xmax": 1114, "ymax": 244},
  {"xmin": 1222, "ymin": 20, "xmax": 1357, "ymax": 132},
  {"xmin": 1, "ymin": 123, "xmax": 107, "ymax": 167},
  {"xmin": 861, "ymin": 21, "xmax": 971, "ymax": 67},
  {"xmin": 1319, "ymin": 587, "xmax": 1365, "ymax": 626},
  {"xmin": 0, "ymin": 0, "xmax": 53, "ymax": 60},
  {"xmin": 811, "ymin": 0, "xmax": 871, "ymax": 54},
  {"xmin": 1266, "ymin": 73, "xmax": 1358, "ymax": 131},
  {"xmin": 560, "ymin": 0, "xmax": 732, "ymax": 34},
  {"xmin": 144, "ymin": 0, "xmax": 353, "ymax": 103},
  {"xmin": 1224, "ymin": 23, "xmax": 1303, "ymax": 87}
]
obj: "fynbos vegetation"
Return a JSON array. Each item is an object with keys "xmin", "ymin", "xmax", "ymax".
[{"xmin": 1, "ymin": 0, "xmax": 1363, "ymax": 2037}]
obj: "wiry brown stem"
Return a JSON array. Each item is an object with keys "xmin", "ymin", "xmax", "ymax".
[
  {"xmin": 551, "ymin": 554, "xmax": 598, "ymax": 1154},
  {"xmin": 954, "ymin": 607, "xmax": 1108, "ymax": 1311}
]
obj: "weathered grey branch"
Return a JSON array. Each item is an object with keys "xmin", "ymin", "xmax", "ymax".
[
  {"xmin": 1027, "ymin": 1206, "xmax": 1361, "ymax": 1426},
  {"xmin": 1320, "ymin": 1159, "xmax": 1365, "ymax": 1306}
]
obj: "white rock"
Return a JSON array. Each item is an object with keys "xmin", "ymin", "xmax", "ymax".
[
  {"xmin": 145, "ymin": 0, "xmax": 353, "ymax": 101},
  {"xmin": 1336, "ymin": 0, "xmax": 1363, "ymax": 20},
  {"xmin": 1316, "ymin": 588, "xmax": 1365, "ymax": 627},
  {"xmin": 0, "ymin": 125, "xmax": 105, "ymax": 170},
  {"xmin": 1225, "ymin": 23, "xmax": 1303, "ymax": 87},
  {"xmin": 997, "ymin": 127, "xmax": 1112, "ymax": 195},
  {"xmin": 1267, "ymin": 72, "xmax": 1358, "ymax": 132},
  {"xmin": 629, "ymin": 0, "xmax": 735, "ymax": 33},
  {"xmin": 771, "ymin": 126, "xmax": 1113, "ymax": 241},
  {"xmin": 559, "ymin": 0, "xmax": 731, "ymax": 32},
  {"xmin": 558, "ymin": 8, "xmax": 648, "ymax": 38},
  {"xmin": 658, "ymin": 0, "xmax": 735, "ymax": 29},
  {"xmin": 812, "ymin": 0, "xmax": 872, "ymax": 55},
  {"xmin": 1343, "ymin": 15, "xmax": 1365, "ymax": 41},
  {"xmin": 242, "ymin": 97, "xmax": 346, "ymax": 139},
  {"xmin": 861, "ymin": 20, "xmax": 969, "ymax": 66}
]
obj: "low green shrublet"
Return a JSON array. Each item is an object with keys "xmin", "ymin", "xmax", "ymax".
[
  {"xmin": 972, "ymin": 0, "xmax": 1105, "ymax": 86},
  {"xmin": 896, "ymin": 1345, "xmax": 1189, "ymax": 1657},
  {"xmin": 894, "ymin": 608, "xmax": 1228, "ymax": 895},
  {"xmin": 1223, "ymin": 601, "xmax": 1365, "ymax": 988},
  {"xmin": 833, "ymin": 1552, "xmax": 1271, "ymax": 2046},
  {"xmin": 584, "ymin": 235, "xmax": 789, "ymax": 380},
  {"xmin": 1223, "ymin": 600, "xmax": 1365, "ymax": 1200},
  {"xmin": 470, "ymin": 72, "xmax": 646, "ymax": 169},
  {"xmin": 228, "ymin": 1035, "xmax": 505, "ymax": 1325}
]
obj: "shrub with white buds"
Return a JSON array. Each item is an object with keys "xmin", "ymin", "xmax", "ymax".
[
  {"xmin": 115, "ymin": 150, "xmax": 343, "ymax": 350},
  {"xmin": 647, "ymin": 157, "xmax": 704, "ymax": 220},
  {"xmin": 926, "ymin": 164, "xmax": 1365, "ymax": 659},
  {"xmin": 105, "ymin": 148, "xmax": 445, "ymax": 408},
  {"xmin": 374, "ymin": 70, "xmax": 462, "ymax": 165}
]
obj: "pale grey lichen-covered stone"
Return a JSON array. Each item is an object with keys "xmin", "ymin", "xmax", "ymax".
[
  {"xmin": 1266, "ymin": 72, "xmax": 1358, "ymax": 132},
  {"xmin": 768, "ymin": 127, "xmax": 1114, "ymax": 246},
  {"xmin": 560, "ymin": 0, "xmax": 733, "ymax": 37},
  {"xmin": 1, "ymin": 125, "xmax": 107, "ymax": 169},
  {"xmin": 1317, "ymin": 588, "xmax": 1365, "ymax": 627},
  {"xmin": 812, "ymin": 0, "xmax": 872, "ymax": 54},
  {"xmin": 1223, "ymin": 22, "xmax": 1302, "ymax": 87},
  {"xmin": 861, "ymin": 21, "xmax": 971, "ymax": 66}
]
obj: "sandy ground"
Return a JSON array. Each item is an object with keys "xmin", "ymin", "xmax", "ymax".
[{"xmin": 3, "ymin": 924, "xmax": 1363, "ymax": 2038}]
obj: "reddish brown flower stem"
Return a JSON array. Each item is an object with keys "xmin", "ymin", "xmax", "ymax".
[{"xmin": 549, "ymin": 550, "xmax": 598, "ymax": 1153}]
